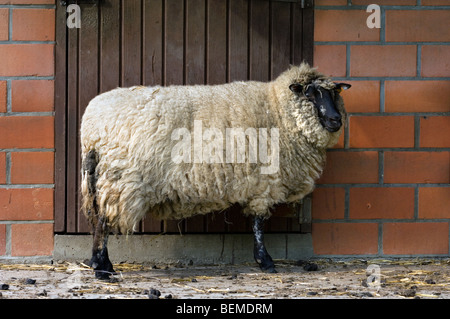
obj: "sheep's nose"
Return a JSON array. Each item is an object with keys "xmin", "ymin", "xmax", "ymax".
[{"xmin": 329, "ymin": 116, "xmax": 341, "ymax": 126}]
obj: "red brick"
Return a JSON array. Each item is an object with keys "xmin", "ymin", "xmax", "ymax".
[
  {"xmin": 422, "ymin": 0, "xmax": 450, "ymax": 4},
  {"xmin": 318, "ymin": 151, "xmax": 379, "ymax": 184},
  {"xmin": 0, "ymin": 152, "xmax": 5, "ymax": 184},
  {"xmin": 0, "ymin": 81, "xmax": 6, "ymax": 113},
  {"xmin": 0, "ymin": 0, "xmax": 54, "ymax": 3},
  {"xmin": 0, "ymin": 116, "xmax": 54, "ymax": 149},
  {"xmin": 11, "ymin": 152, "xmax": 54, "ymax": 184},
  {"xmin": 353, "ymin": 0, "xmax": 416, "ymax": 4},
  {"xmin": 384, "ymin": 151, "xmax": 450, "ymax": 184},
  {"xmin": 315, "ymin": 0, "xmax": 347, "ymax": 5},
  {"xmin": 311, "ymin": 187, "xmax": 345, "ymax": 220},
  {"xmin": 11, "ymin": 223, "xmax": 53, "ymax": 256},
  {"xmin": 383, "ymin": 222, "xmax": 449, "ymax": 255},
  {"xmin": 0, "ymin": 188, "xmax": 53, "ymax": 220},
  {"xmin": 421, "ymin": 46, "xmax": 450, "ymax": 78},
  {"xmin": 351, "ymin": 45, "xmax": 416, "ymax": 77},
  {"xmin": 419, "ymin": 187, "xmax": 450, "ymax": 219},
  {"xmin": 11, "ymin": 80, "xmax": 54, "ymax": 112},
  {"xmin": 385, "ymin": 81, "xmax": 450, "ymax": 113},
  {"xmin": 0, "ymin": 9, "xmax": 8, "ymax": 41},
  {"xmin": 386, "ymin": 10, "xmax": 450, "ymax": 42},
  {"xmin": 315, "ymin": 10, "xmax": 380, "ymax": 42},
  {"xmin": 350, "ymin": 187, "xmax": 414, "ymax": 219},
  {"xmin": 420, "ymin": 116, "xmax": 450, "ymax": 148},
  {"xmin": 312, "ymin": 223, "xmax": 379, "ymax": 255},
  {"xmin": 0, "ymin": 224, "xmax": 5, "ymax": 255},
  {"xmin": 314, "ymin": 45, "xmax": 346, "ymax": 77},
  {"xmin": 0, "ymin": 44, "xmax": 54, "ymax": 77},
  {"xmin": 349, "ymin": 116, "xmax": 415, "ymax": 148},
  {"xmin": 12, "ymin": 8, "xmax": 55, "ymax": 41},
  {"xmin": 340, "ymin": 81, "xmax": 380, "ymax": 113}
]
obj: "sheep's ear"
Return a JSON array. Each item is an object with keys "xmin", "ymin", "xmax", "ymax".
[
  {"xmin": 334, "ymin": 83, "xmax": 351, "ymax": 93},
  {"xmin": 289, "ymin": 83, "xmax": 303, "ymax": 94}
]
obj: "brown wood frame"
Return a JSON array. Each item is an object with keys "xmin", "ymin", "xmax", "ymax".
[{"xmin": 54, "ymin": 0, "xmax": 314, "ymax": 234}]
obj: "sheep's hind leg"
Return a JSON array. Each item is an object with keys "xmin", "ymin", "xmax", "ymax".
[
  {"xmin": 252, "ymin": 216, "xmax": 276, "ymax": 273},
  {"xmin": 89, "ymin": 217, "xmax": 116, "ymax": 280}
]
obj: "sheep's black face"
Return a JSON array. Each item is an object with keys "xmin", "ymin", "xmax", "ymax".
[{"xmin": 290, "ymin": 82, "xmax": 351, "ymax": 133}]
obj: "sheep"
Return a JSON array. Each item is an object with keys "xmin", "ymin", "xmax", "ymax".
[{"xmin": 80, "ymin": 62, "xmax": 351, "ymax": 278}]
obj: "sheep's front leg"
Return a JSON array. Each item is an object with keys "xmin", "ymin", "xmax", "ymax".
[
  {"xmin": 89, "ymin": 217, "xmax": 115, "ymax": 280},
  {"xmin": 252, "ymin": 216, "xmax": 276, "ymax": 273}
]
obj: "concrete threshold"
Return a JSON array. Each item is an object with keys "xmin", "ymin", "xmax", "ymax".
[{"xmin": 54, "ymin": 233, "xmax": 313, "ymax": 265}]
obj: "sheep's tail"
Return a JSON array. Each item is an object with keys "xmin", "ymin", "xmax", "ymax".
[{"xmin": 81, "ymin": 149, "xmax": 99, "ymax": 230}]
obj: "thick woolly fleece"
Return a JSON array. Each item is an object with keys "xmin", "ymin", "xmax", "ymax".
[{"xmin": 80, "ymin": 63, "xmax": 346, "ymax": 233}]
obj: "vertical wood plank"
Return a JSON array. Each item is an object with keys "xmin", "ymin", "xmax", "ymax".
[
  {"xmin": 270, "ymin": 2, "xmax": 290, "ymax": 79},
  {"xmin": 185, "ymin": 0, "xmax": 205, "ymax": 85},
  {"xmin": 184, "ymin": 0, "xmax": 206, "ymax": 235},
  {"xmin": 228, "ymin": 0, "xmax": 248, "ymax": 81},
  {"xmin": 54, "ymin": 1, "xmax": 67, "ymax": 232},
  {"xmin": 291, "ymin": 3, "xmax": 307, "ymax": 65},
  {"xmin": 141, "ymin": 28, "xmax": 164, "ymax": 235},
  {"xmin": 249, "ymin": 0, "xmax": 269, "ymax": 81},
  {"xmin": 164, "ymin": 219, "xmax": 185, "ymax": 234},
  {"xmin": 184, "ymin": 0, "xmax": 207, "ymax": 232},
  {"xmin": 66, "ymin": 12, "xmax": 79, "ymax": 233},
  {"xmin": 206, "ymin": 0, "xmax": 227, "ymax": 84},
  {"xmin": 122, "ymin": 0, "xmax": 142, "ymax": 86},
  {"xmin": 77, "ymin": 4, "xmax": 99, "ymax": 233},
  {"xmin": 205, "ymin": 212, "xmax": 227, "ymax": 233},
  {"xmin": 164, "ymin": 0, "xmax": 185, "ymax": 235},
  {"xmin": 184, "ymin": 215, "xmax": 205, "ymax": 233},
  {"xmin": 100, "ymin": 0, "xmax": 121, "ymax": 93},
  {"xmin": 142, "ymin": 216, "xmax": 163, "ymax": 233},
  {"xmin": 268, "ymin": 2, "xmax": 297, "ymax": 232},
  {"xmin": 267, "ymin": 217, "xmax": 288, "ymax": 232},
  {"xmin": 225, "ymin": 205, "xmax": 251, "ymax": 233},
  {"xmin": 78, "ymin": 5, "xmax": 99, "ymax": 115},
  {"xmin": 302, "ymin": 5, "xmax": 314, "ymax": 65},
  {"xmin": 143, "ymin": 0, "xmax": 163, "ymax": 86},
  {"xmin": 165, "ymin": 0, "xmax": 184, "ymax": 85},
  {"xmin": 142, "ymin": 0, "xmax": 165, "ymax": 233}
]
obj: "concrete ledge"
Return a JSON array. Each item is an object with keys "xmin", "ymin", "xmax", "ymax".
[
  {"xmin": 0, "ymin": 256, "xmax": 53, "ymax": 265},
  {"xmin": 54, "ymin": 233, "xmax": 313, "ymax": 265}
]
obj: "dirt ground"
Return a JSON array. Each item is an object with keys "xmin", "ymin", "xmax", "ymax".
[{"xmin": 1, "ymin": 258, "xmax": 450, "ymax": 299}]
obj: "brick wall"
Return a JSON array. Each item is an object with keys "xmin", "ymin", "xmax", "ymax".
[
  {"xmin": 312, "ymin": 0, "xmax": 450, "ymax": 256},
  {"xmin": 0, "ymin": 0, "xmax": 55, "ymax": 259},
  {"xmin": 0, "ymin": 0, "xmax": 448, "ymax": 261}
]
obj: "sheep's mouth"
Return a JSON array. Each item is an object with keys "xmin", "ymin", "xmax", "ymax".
[{"xmin": 325, "ymin": 126, "xmax": 341, "ymax": 133}]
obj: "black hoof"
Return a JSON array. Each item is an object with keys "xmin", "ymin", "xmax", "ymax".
[
  {"xmin": 89, "ymin": 251, "xmax": 116, "ymax": 280},
  {"xmin": 91, "ymin": 262, "xmax": 116, "ymax": 280},
  {"xmin": 256, "ymin": 258, "xmax": 277, "ymax": 273},
  {"xmin": 261, "ymin": 265, "xmax": 277, "ymax": 273},
  {"xmin": 94, "ymin": 270, "xmax": 115, "ymax": 280}
]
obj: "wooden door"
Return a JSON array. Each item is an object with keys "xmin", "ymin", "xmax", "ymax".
[{"xmin": 55, "ymin": 0, "xmax": 314, "ymax": 234}]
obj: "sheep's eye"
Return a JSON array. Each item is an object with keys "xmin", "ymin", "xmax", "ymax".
[{"xmin": 305, "ymin": 90, "xmax": 315, "ymax": 100}]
